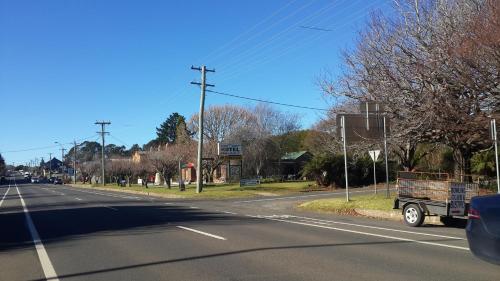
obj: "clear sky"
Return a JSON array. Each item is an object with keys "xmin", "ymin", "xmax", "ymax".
[{"xmin": 0, "ymin": 0, "xmax": 390, "ymax": 165}]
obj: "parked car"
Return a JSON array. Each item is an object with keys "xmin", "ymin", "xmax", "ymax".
[
  {"xmin": 31, "ymin": 177, "xmax": 39, "ymax": 183},
  {"xmin": 466, "ymin": 194, "xmax": 500, "ymax": 265},
  {"xmin": 53, "ymin": 178, "xmax": 63, "ymax": 185}
]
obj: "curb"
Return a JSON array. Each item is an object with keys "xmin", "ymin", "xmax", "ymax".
[
  {"xmin": 355, "ymin": 208, "xmax": 443, "ymax": 225},
  {"xmin": 66, "ymin": 184, "xmax": 186, "ymax": 199}
]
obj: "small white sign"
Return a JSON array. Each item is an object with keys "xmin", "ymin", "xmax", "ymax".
[
  {"xmin": 450, "ymin": 182, "xmax": 466, "ymax": 216},
  {"xmin": 369, "ymin": 150, "xmax": 381, "ymax": 162}
]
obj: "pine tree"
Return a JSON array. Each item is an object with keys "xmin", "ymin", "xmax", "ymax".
[
  {"xmin": 175, "ymin": 116, "xmax": 191, "ymax": 144},
  {"xmin": 156, "ymin": 113, "xmax": 184, "ymax": 144}
]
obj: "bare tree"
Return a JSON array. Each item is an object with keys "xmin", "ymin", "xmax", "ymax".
[{"xmin": 319, "ymin": 0, "xmax": 499, "ymax": 173}]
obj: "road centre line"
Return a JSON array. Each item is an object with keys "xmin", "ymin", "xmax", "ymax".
[
  {"xmin": 15, "ymin": 184, "xmax": 60, "ymax": 281},
  {"xmin": 234, "ymin": 188, "xmax": 396, "ymax": 203},
  {"xmin": 264, "ymin": 216, "xmax": 469, "ymax": 251},
  {"xmin": 285, "ymin": 215, "xmax": 465, "ymax": 240},
  {"xmin": 177, "ymin": 226, "xmax": 226, "ymax": 240},
  {"xmin": 0, "ymin": 186, "xmax": 11, "ymax": 207}
]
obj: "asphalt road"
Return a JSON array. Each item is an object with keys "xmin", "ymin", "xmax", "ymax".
[{"xmin": 1, "ymin": 181, "xmax": 499, "ymax": 281}]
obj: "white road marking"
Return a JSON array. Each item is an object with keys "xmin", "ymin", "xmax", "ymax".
[
  {"xmin": 177, "ymin": 226, "xmax": 226, "ymax": 240},
  {"xmin": 264, "ymin": 216, "xmax": 469, "ymax": 251},
  {"xmin": 75, "ymin": 198, "xmax": 82, "ymax": 201},
  {"xmin": 61, "ymin": 187, "xmax": 140, "ymax": 200},
  {"xmin": 164, "ymin": 202, "xmax": 174, "ymax": 205},
  {"xmin": 16, "ymin": 184, "xmax": 60, "ymax": 281},
  {"xmin": 234, "ymin": 188, "xmax": 395, "ymax": 203},
  {"xmin": 190, "ymin": 206, "xmax": 199, "ymax": 209},
  {"xmin": 103, "ymin": 206, "xmax": 118, "ymax": 211},
  {"xmin": 222, "ymin": 211, "xmax": 238, "ymax": 215},
  {"xmin": 0, "ymin": 186, "xmax": 10, "ymax": 207},
  {"xmin": 286, "ymin": 215, "xmax": 464, "ymax": 240}
]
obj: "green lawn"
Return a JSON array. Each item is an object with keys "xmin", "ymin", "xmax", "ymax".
[
  {"xmin": 73, "ymin": 181, "xmax": 317, "ymax": 199},
  {"xmin": 298, "ymin": 193, "xmax": 396, "ymax": 214}
]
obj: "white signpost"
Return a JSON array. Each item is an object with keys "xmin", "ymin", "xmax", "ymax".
[
  {"xmin": 450, "ymin": 182, "xmax": 466, "ymax": 216},
  {"xmin": 491, "ymin": 119, "xmax": 499, "ymax": 194},
  {"xmin": 369, "ymin": 150, "xmax": 381, "ymax": 194}
]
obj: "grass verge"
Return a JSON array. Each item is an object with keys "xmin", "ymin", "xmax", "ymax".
[
  {"xmin": 298, "ymin": 193, "xmax": 396, "ymax": 215},
  {"xmin": 71, "ymin": 181, "xmax": 317, "ymax": 199}
]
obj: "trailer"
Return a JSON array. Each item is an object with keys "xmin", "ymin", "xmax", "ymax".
[{"xmin": 393, "ymin": 172, "xmax": 480, "ymax": 227}]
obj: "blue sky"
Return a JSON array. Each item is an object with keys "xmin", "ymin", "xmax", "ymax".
[{"xmin": 0, "ymin": 0, "xmax": 390, "ymax": 165}]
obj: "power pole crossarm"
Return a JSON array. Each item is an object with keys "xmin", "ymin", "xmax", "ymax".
[
  {"xmin": 95, "ymin": 121, "xmax": 111, "ymax": 186},
  {"xmin": 191, "ymin": 65, "xmax": 215, "ymax": 193}
]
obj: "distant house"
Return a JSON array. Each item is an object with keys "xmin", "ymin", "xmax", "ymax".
[
  {"xmin": 132, "ymin": 151, "xmax": 148, "ymax": 163},
  {"xmin": 280, "ymin": 151, "xmax": 313, "ymax": 179},
  {"xmin": 42, "ymin": 158, "xmax": 63, "ymax": 171}
]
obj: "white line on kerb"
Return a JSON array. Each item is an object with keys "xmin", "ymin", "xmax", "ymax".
[
  {"xmin": 0, "ymin": 186, "xmax": 10, "ymax": 207},
  {"xmin": 177, "ymin": 226, "xmax": 226, "ymax": 240},
  {"xmin": 16, "ymin": 185, "xmax": 60, "ymax": 281},
  {"xmin": 265, "ymin": 217, "xmax": 469, "ymax": 251}
]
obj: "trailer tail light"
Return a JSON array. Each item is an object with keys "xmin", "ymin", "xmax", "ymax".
[{"xmin": 468, "ymin": 207, "xmax": 480, "ymax": 219}]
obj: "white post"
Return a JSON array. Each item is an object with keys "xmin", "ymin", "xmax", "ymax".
[
  {"xmin": 492, "ymin": 119, "xmax": 499, "ymax": 194},
  {"xmin": 373, "ymin": 153, "xmax": 377, "ymax": 195},
  {"xmin": 342, "ymin": 116, "xmax": 349, "ymax": 201},
  {"xmin": 383, "ymin": 115, "xmax": 390, "ymax": 198}
]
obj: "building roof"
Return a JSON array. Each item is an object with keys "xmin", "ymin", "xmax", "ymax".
[{"xmin": 281, "ymin": 151, "xmax": 310, "ymax": 161}]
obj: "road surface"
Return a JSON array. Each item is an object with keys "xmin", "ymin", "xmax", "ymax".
[{"xmin": 1, "ymin": 181, "xmax": 499, "ymax": 280}]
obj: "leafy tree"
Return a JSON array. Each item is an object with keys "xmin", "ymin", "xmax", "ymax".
[
  {"xmin": 0, "ymin": 153, "xmax": 5, "ymax": 175},
  {"xmin": 471, "ymin": 150, "xmax": 497, "ymax": 176},
  {"xmin": 156, "ymin": 113, "xmax": 185, "ymax": 144}
]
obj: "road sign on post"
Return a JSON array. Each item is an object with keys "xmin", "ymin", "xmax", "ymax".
[{"xmin": 369, "ymin": 150, "xmax": 380, "ymax": 194}]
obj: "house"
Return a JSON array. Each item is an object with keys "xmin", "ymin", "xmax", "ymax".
[{"xmin": 280, "ymin": 151, "xmax": 313, "ymax": 179}]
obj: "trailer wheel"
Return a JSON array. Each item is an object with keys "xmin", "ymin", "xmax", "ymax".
[{"xmin": 403, "ymin": 204, "xmax": 424, "ymax": 227}]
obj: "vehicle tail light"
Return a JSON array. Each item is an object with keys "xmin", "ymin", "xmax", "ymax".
[{"xmin": 468, "ymin": 207, "xmax": 480, "ymax": 219}]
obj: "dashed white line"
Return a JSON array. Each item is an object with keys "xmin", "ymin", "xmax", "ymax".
[
  {"xmin": 222, "ymin": 211, "xmax": 238, "ymax": 215},
  {"xmin": 0, "ymin": 186, "xmax": 10, "ymax": 207},
  {"xmin": 190, "ymin": 206, "xmax": 199, "ymax": 209},
  {"xmin": 177, "ymin": 226, "xmax": 226, "ymax": 240},
  {"xmin": 75, "ymin": 198, "xmax": 82, "ymax": 201},
  {"xmin": 16, "ymin": 184, "xmax": 60, "ymax": 281}
]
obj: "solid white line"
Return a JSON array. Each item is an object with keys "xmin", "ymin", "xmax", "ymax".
[
  {"xmin": 16, "ymin": 185, "xmax": 60, "ymax": 280},
  {"xmin": 177, "ymin": 226, "xmax": 226, "ymax": 240},
  {"xmin": 265, "ymin": 217, "xmax": 469, "ymax": 251},
  {"xmin": 286, "ymin": 215, "xmax": 464, "ymax": 240},
  {"xmin": 0, "ymin": 186, "xmax": 10, "ymax": 207}
]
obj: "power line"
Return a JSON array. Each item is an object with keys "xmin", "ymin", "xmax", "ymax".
[
  {"xmin": 0, "ymin": 135, "xmax": 98, "ymax": 154},
  {"xmin": 205, "ymin": 89, "xmax": 329, "ymax": 111}
]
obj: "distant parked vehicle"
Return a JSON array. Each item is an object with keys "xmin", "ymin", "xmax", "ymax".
[
  {"xmin": 53, "ymin": 178, "xmax": 63, "ymax": 185},
  {"xmin": 466, "ymin": 194, "xmax": 500, "ymax": 265},
  {"xmin": 31, "ymin": 177, "xmax": 39, "ymax": 183}
]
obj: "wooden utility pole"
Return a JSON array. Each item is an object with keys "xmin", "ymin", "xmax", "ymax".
[
  {"xmin": 73, "ymin": 141, "xmax": 78, "ymax": 184},
  {"xmin": 191, "ymin": 65, "xmax": 215, "ymax": 193},
  {"xmin": 95, "ymin": 121, "xmax": 111, "ymax": 186}
]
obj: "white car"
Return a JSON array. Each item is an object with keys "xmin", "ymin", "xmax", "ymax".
[{"xmin": 31, "ymin": 177, "xmax": 39, "ymax": 183}]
